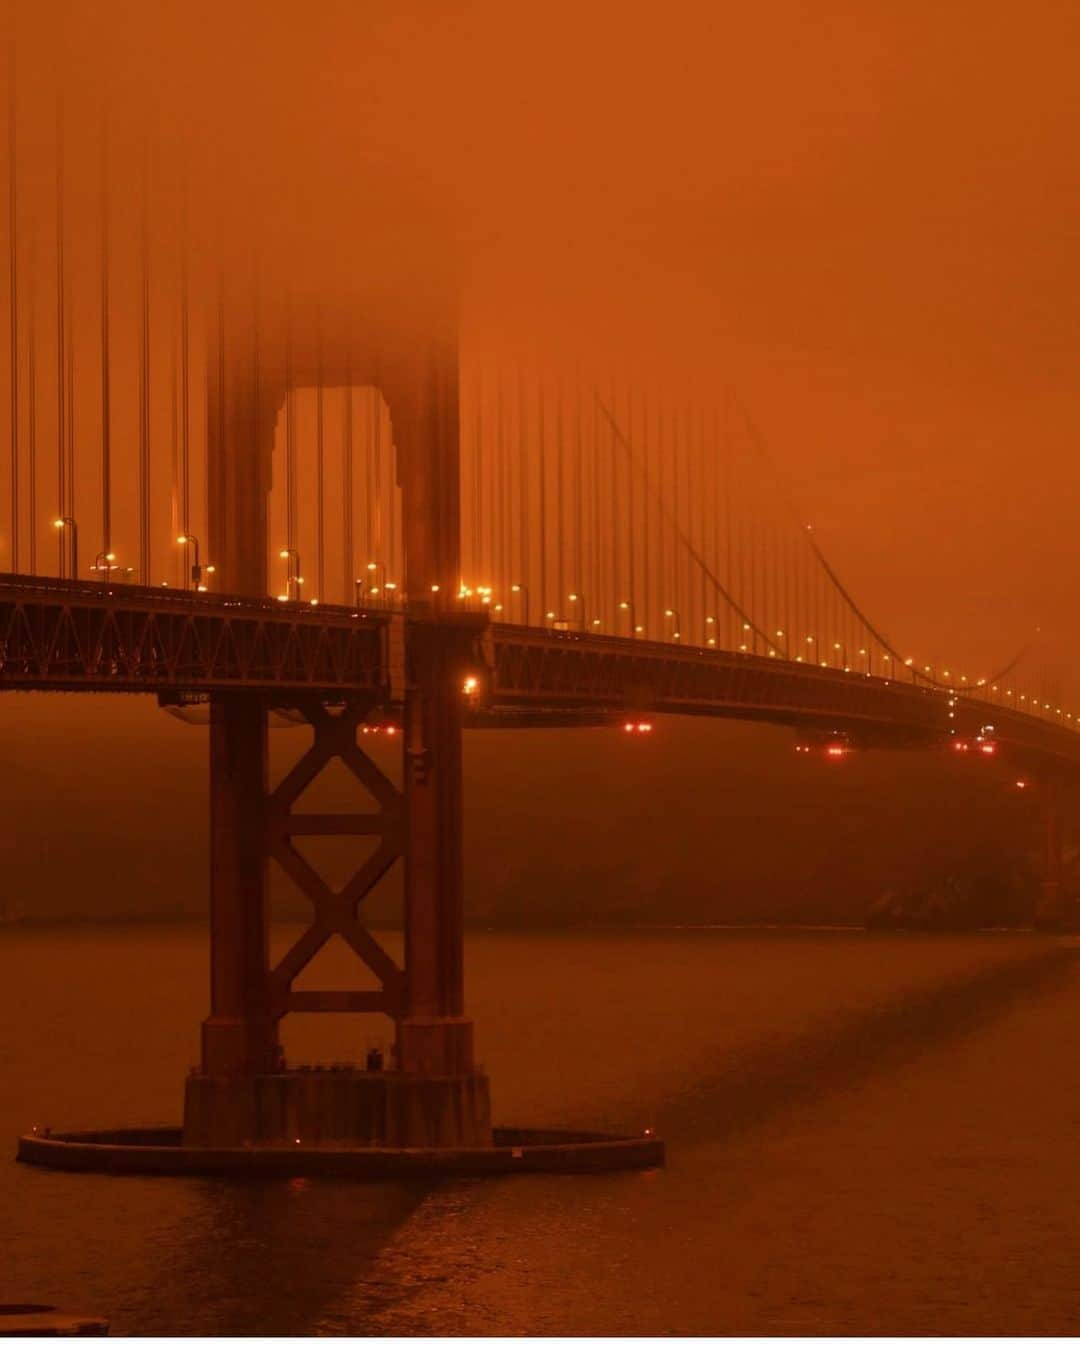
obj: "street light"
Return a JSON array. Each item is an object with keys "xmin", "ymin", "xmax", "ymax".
[
  {"xmin": 278, "ymin": 548, "xmax": 302, "ymax": 601},
  {"xmin": 664, "ymin": 608, "xmax": 681, "ymax": 642},
  {"xmin": 53, "ymin": 516, "xmax": 78, "ymax": 579},
  {"xmin": 510, "ymin": 582, "xmax": 530, "ymax": 626},
  {"xmin": 177, "ymin": 534, "xmax": 207, "ymax": 589},
  {"xmin": 91, "ymin": 550, "xmax": 117, "ymax": 579},
  {"xmin": 618, "ymin": 599, "xmax": 639, "ymax": 637},
  {"xmin": 568, "ymin": 592, "xmax": 588, "ymax": 631},
  {"xmin": 367, "ymin": 560, "xmax": 386, "ymax": 604}
]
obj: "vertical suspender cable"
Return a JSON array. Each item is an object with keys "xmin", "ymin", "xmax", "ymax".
[
  {"xmin": 26, "ymin": 230, "xmax": 34, "ymax": 573},
  {"xmin": 138, "ymin": 131, "xmax": 150, "ymax": 582},
  {"xmin": 657, "ymin": 397, "xmax": 666, "ymax": 630},
  {"xmin": 364, "ymin": 385, "xmax": 373, "ymax": 572},
  {"xmin": 486, "ymin": 364, "xmax": 495, "ymax": 592},
  {"xmin": 555, "ymin": 375, "xmax": 563, "ymax": 609},
  {"xmin": 55, "ymin": 85, "xmax": 65, "ymax": 575},
  {"xmin": 316, "ymin": 331, "xmax": 324, "ymax": 599},
  {"xmin": 592, "ymin": 373, "xmax": 603, "ymax": 627},
  {"xmin": 7, "ymin": 31, "xmax": 17, "ymax": 571},
  {"xmin": 372, "ymin": 382, "xmax": 382, "ymax": 568},
  {"xmin": 516, "ymin": 363, "xmax": 528, "ymax": 609},
  {"xmin": 99, "ymin": 100, "xmax": 111, "ymax": 558},
  {"xmin": 626, "ymin": 386, "xmax": 635, "ymax": 629},
  {"xmin": 179, "ymin": 165, "xmax": 190, "ymax": 562},
  {"xmin": 472, "ymin": 364, "xmax": 480, "ymax": 580},
  {"xmin": 642, "ymin": 389, "xmax": 650, "ymax": 633},
  {"xmin": 250, "ymin": 261, "xmax": 260, "ymax": 594},
  {"xmin": 671, "ymin": 403, "xmax": 679, "ymax": 623},
  {"xmin": 214, "ymin": 239, "xmax": 224, "ymax": 566},
  {"xmin": 496, "ymin": 366, "xmax": 506, "ymax": 603},
  {"xmin": 537, "ymin": 370, "xmax": 546, "ymax": 618},
  {"xmin": 609, "ymin": 377, "xmax": 618, "ymax": 621},
  {"xmin": 169, "ymin": 324, "xmax": 179, "ymax": 578},
  {"xmin": 575, "ymin": 376, "xmax": 584, "ymax": 601},
  {"xmin": 694, "ymin": 404, "xmax": 702, "ymax": 639},
  {"xmin": 285, "ymin": 317, "xmax": 295, "ymax": 566},
  {"xmin": 342, "ymin": 348, "xmax": 353, "ymax": 604}
]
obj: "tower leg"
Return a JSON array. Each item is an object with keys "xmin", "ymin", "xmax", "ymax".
[
  {"xmin": 399, "ymin": 634, "xmax": 473, "ymax": 1075},
  {"xmin": 184, "ymin": 694, "xmax": 279, "ymax": 1145}
]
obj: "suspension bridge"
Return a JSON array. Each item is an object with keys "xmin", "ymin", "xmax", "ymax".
[{"xmin": 4, "ymin": 27, "xmax": 1078, "ymax": 1171}]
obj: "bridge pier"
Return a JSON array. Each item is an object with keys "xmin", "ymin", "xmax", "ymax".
[
  {"xmin": 1036, "ymin": 779, "xmax": 1067, "ymax": 931},
  {"xmin": 182, "ymin": 682, "xmax": 490, "ymax": 1149},
  {"xmin": 199, "ymin": 694, "xmax": 279, "ymax": 1080}
]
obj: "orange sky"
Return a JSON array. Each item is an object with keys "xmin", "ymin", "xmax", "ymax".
[{"xmin": 48, "ymin": 0, "xmax": 1071, "ymax": 675}]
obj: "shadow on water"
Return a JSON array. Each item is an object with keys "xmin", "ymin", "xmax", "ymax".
[
  {"xmin": 654, "ymin": 943, "xmax": 1079, "ymax": 1147},
  {"xmin": 117, "ymin": 1177, "xmax": 432, "ymax": 1336}
]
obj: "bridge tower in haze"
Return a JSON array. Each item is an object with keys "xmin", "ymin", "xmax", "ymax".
[{"xmin": 183, "ymin": 299, "xmax": 492, "ymax": 1149}]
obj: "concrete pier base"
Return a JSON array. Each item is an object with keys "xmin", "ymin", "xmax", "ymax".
[
  {"xmin": 17, "ymin": 1124, "xmax": 664, "ymax": 1178},
  {"xmin": 182, "ymin": 1067, "xmax": 492, "ymax": 1149}
]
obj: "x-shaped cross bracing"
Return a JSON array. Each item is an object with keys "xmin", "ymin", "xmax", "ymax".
[{"xmin": 266, "ymin": 701, "xmax": 404, "ymax": 1019}]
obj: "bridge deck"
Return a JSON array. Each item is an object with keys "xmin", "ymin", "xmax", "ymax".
[{"xmin": 0, "ymin": 574, "xmax": 1076, "ymax": 774}]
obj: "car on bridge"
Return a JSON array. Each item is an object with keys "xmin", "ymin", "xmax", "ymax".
[{"xmin": 794, "ymin": 730, "xmax": 852, "ymax": 759}]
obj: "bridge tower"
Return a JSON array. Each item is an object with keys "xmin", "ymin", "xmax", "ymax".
[{"xmin": 183, "ymin": 305, "xmax": 491, "ymax": 1150}]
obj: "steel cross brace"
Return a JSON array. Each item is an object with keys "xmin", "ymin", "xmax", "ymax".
[{"xmin": 266, "ymin": 700, "xmax": 405, "ymax": 1019}]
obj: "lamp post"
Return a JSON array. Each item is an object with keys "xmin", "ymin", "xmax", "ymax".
[
  {"xmin": 177, "ymin": 533, "xmax": 207, "ymax": 590},
  {"xmin": 366, "ymin": 560, "xmax": 386, "ymax": 604},
  {"xmin": 704, "ymin": 615, "xmax": 717, "ymax": 647},
  {"xmin": 510, "ymin": 582, "xmax": 530, "ymax": 626},
  {"xmin": 91, "ymin": 550, "xmax": 117, "ymax": 579},
  {"xmin": 278, "ymin": 548, "xmax": 303, "ymax": 602},
  {"xmin": 618, "ymin": 599, "xmax": 640, "ymax": 637},
  {"xmin": 664, "ymin": 608, "xmax": 681, "ymax": 642},
  {"xmin": 53, "ymin": 516, "xmax": 78, "ymax": 580},
  {"xmin": 568, "ymin": 592, "xmax": 588, "ymax": 631}
]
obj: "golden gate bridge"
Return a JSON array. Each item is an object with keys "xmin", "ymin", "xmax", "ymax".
[{"xmin": 4, "ymin": 22, "xmax": 1077, "ymax": 1176}]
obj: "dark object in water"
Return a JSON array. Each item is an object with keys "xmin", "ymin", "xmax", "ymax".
[
  {"xmin": 0, "ymin": 1303, "xmax": 110, "ymax": 1335},
  {"xmin": 866, "ymin": 861, "xmax": 1036, "ymax": 932}
]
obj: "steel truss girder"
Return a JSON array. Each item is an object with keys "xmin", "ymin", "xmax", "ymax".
[
  {"xmin": 487, "ymin": 626, "xmax": 1080, "ymax": 771},
  {"xmin": 266, "ymin": 700, "xmax": 405, "ymax": 1019},
  {"xmin": 0, "ymin": 579, "xmax": 387, "ymax": 694}
]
